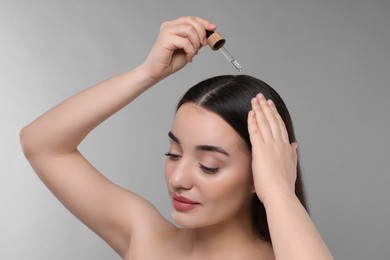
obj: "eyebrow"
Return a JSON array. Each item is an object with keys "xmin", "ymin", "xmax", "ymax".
[
  {"xmin": 168, "ymin": 131, "xmax": 230, "ymax": 157},
  {"xmin": 168, "ymin": 131, "xmax": 180, "ymax": 144},
  {"xmin": 196, "ymin": 145, "xmax": 230, "ymax": 156}
]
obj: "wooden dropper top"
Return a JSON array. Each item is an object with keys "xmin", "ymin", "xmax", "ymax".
[{"xmin": 206, "ymin": 30, "xmax": 226, "ymax": 51}]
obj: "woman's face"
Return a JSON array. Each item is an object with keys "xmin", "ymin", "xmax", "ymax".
[{"xmin": 165, "ymin": 103, "xmax": 254, "ymax": 229}]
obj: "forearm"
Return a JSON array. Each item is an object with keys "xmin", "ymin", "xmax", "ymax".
[
  {"xmin": 20, "ymin": 65, "xmax": 157, "ymax": 157},
  {"xmin": 264, "ymin": 193, "xmax": 333, "ymax": 260}
]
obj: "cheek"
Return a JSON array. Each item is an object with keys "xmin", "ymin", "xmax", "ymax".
[
  {"xmin": 203, "ymin": 169, "xmax": 253, "ymax": 206},
  {"xmin": 164, "ymin": 160, "xmax": 172, "ymax": 182},
  {"xmin": 197, "ymin": 173, "xmax": 253, "ymax": 225}
]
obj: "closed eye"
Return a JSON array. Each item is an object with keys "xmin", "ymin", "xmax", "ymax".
[
  {"xmin": 199, "ymin": 164, "xmax": 219, "ymax": 174},
  {"xmin": 164, "ymin": 152, "xmax": 182, "ymax": 161}
]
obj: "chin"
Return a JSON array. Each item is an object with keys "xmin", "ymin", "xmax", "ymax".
[
  {"xmin": 171, "ymin": 210, "xmax": 219, "ymax": 229},
  {"xmin": 172, "ymin": 211, "xmax": 200, "ymax": 228}
]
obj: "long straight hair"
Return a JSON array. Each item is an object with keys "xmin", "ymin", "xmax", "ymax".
[{"xmin": 176, "ymin": 75, "xmax": 308, "ymax": 242}]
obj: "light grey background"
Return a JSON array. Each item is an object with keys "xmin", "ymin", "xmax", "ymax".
[{"xmin": 1, "ymin": 1, "xmax": 389, "ymax": 259}]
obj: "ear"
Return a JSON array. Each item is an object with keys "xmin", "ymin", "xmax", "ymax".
[
  {"xmin": 250, "ymin": 172, "xmax": 256, "ymax": 194},
  {"xmin": 291, "ymin": 141, "xmax": 298, "ymax": 164},
  {"xmin": 251, "ymin": 184, "xmax": 256, "ymax": 194}
]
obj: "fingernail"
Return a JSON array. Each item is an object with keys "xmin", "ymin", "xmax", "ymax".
[
  {"xmin": 267, "ymin": 99, "xmax": 274, "ymax": 105},
  {"xmin": 209, "ymin": 21, "xmax": 217, "ymax": 27},
  {"xmin": 257, "ymin": 93, "xmax": 265, "ymax": 100},
  {"xmin": 252, "ymin": 97, "xmax": 259, "ymax": 104}
]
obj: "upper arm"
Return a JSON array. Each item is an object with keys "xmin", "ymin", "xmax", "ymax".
[{"xmin": 26, "ymin": 149, "xmax": 164, "ymax": 257}]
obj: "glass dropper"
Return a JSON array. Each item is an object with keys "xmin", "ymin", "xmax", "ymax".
[
  {"xmin": 219, "ymin": 46, "xmax": 242, "ymax": 72},
  {"xmin": 206, "ymin": 30, "xmax": 243, "ymax": 72}
]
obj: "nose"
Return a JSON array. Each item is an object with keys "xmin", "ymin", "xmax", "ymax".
[{"xmin": 167, "ymin": 158, "xmax": 194, "ymax": 191}]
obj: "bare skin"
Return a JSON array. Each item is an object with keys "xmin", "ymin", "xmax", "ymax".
[{"xmin": 20, "ymin": 16, "xmax": 333, "ymax": 259}]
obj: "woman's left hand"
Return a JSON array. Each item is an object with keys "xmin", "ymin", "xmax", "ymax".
[{"xmin": 247, "ymin": 93, "xmax": 298, "ymax": 204}]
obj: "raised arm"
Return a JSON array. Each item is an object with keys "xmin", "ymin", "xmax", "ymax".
[
  {"xmin": 20, "ymin": 16, "xmax": 216, "ymax": 258},
  {"xmin": 247, "ymin": 93, "xmax": 333, "ymax": 259}
]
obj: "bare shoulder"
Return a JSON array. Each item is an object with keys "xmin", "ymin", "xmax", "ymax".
[{"xmin": 125, "ymin": 224, "xmax": 185, "ymax": 260}]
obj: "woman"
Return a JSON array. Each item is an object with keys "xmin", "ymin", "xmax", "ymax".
[{"xmin": 20, "ymin": 16, "xmax": 332, "ymax": 259}]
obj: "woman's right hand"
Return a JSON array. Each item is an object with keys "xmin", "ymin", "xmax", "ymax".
[{"xmin": 140, "ymin": 16, "xmax": 217, "ymax": 81}]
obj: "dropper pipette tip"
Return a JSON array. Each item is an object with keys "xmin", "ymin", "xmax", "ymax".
[{"xmin": 219, "ymin": 47, "xmax": 243, "ymax": 72}]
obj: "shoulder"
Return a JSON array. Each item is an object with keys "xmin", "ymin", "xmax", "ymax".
[{"xmin": 125, "ymin": 207, "xmax": 181, "ymax": 259}]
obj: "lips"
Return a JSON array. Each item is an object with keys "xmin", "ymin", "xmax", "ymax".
[{"xmin": 171, "ymin": 193, "xmax": 200, "ymax": 211}]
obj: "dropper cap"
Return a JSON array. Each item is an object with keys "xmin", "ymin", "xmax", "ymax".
[{"xmin": 206, "ymin": 30, "xmax": 226, "ymax": 51}]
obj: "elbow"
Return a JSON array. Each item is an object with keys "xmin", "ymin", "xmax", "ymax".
[
  {"xmin": 20, "ymin": 125, "xmax": 39, "ymax": 159},
  {"xmin": 20, "ymin": 126, "xmax": 32, "ymax": 158}
]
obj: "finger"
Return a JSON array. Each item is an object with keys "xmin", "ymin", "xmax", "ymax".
[
  {"xmin": 192, "ymin": 16, "xmax": 217, "ymax": 45},
  {"xmin": 182, "ymin": 16, "xmax": 209, "ymax": 47},
  {"xmin": 247, "ymin": 109, "xmax": 265, "ymax": 146},
  {"xmin": 258, "ymin": 95, "xmax": 282, "ymax": 141},
  {"xmin": 252, "ymin": 94, "xmax": 273, "ymax": 141},
  {"xmin": 192, "ymin": 16, "xmax": 217, "ymax": 30},
  {"xmin": 162, "ymin": 16, "xmax": 216, "ymax": 32},
  {"xmin": 167, "ymin": 16, "xmax": 217, "ymax": 46},
  {"xmin": 267, "ymin": 99, "xmax": 289, "ymax": 143},
  {"xmin": 161, "ymin": 22, "xmax": 200, "ymax": 54},
  {"xmin": 166, "ymin": 35, "xmax": 196, "ymax": 62},
  {"xmin": 161, "ymin": 33, "xmax": 196, "ymax": 62},
  {"xmin": 268, "ymin": 100, "xmax": 290, "ymax": 143},
  {"xmin": 171, "ymin": 24, "xmax": 201, "ymax": 55}
]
